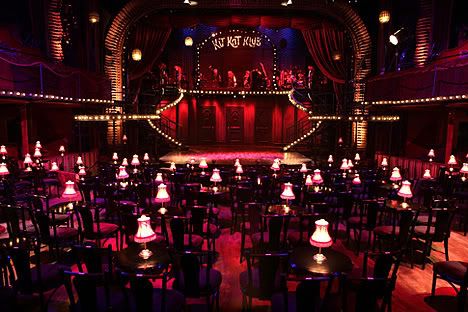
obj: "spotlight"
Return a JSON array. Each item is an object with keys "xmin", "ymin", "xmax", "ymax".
[
  {"xmin": 88, "ymin": 12, "xmax": 99, "ymax": 24},
  {"xmin": 389, "ymin": 28, "xmax": 404, "ymax": 46},
  {"xmin": 185, "ymin": 36, "xmax": 193, "ymax": 46},
  {"xmin": 281, "ymin": 0, "xmax": 292, "ymax": 6},
  {"xmin": 132, "ymin": 49, "xmax": 142, "ymax": 61},
  {"xmin": 332, "ymin": 52, "xmax": 342, "ymax": 61}
]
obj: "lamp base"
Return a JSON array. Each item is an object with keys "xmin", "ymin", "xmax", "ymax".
[
  {"xmin": 313, "ymin": 253, "xmax": 327, "ymax": 264},
  {"xmin": 139, "ymin": 248, "xmax": 153, "ymax": 260}
]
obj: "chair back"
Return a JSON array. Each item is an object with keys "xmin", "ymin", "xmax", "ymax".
[
  {"xmin": 190, "ymin": 206, "xmax": 207, "ymax": 236},
  {"xmin": 169, "ymin": 217, "xmax": 189, "ymax": 251},
  {"xmin": 397, "ymin": 210, "xmax": 415, "ymax": 248},
  {"xmin": 355, "ymin": 277, "xmax": 388, "ymax": 312},
  {"xmin": 363, "ymin": 251, "xmax": 401, "ymax": 292},
  {"xmin": 173, "ymin": 250, "xmax": 215, "ymax": 297},
  {"xmin": 292, "ymin": 275, "xmax": 336, "ymax": 312},
  {"xmin": 72, "ymin": 244, "xmax": 113, "ymax": 274},
  {"xmin": 77, "ymin": 206, "xmax": 94, "ymax": 237}
]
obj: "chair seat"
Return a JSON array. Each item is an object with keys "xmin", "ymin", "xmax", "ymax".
[
  {"xmin": 183, "ymin": 234, "xmax": 203, "ymax": 248},
  {"xmin": 348, "ymin": 216, "xmax": 367, "ymax": 225},
  {"xmin": 374, "ymin": 226, "xmax": 399, "ymax": 236},
  {"xmin": 93, "ymin": 222, "xmax": 119, "ymax": 236},
  {"xmin": 434, "ymin": 261, "xmax": 468, "ymax": 282},
  {"xmin": 173, "ymin": 268, "xmax": 222, "ymax": 295},
  {"xmin": 239, "ymin": 268, "xmax": 282, "ymax": 299},
  {"xmin": 50, "ymin": 227, "xmax": 79, "ymax": 239},
  {"xmin": 414, "ymin": 225, "xmax": 435, "ymax": 236},
  {"xmin": 127, "ymin": 288, "xmax": 185, "ymax": 312},
  {"xmin": 31, "ymin": 263, "xmax": 71, "ymax": 290}
]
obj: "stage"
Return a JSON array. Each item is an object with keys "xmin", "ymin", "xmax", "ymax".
[{"xmin": 159, "ymin": 145, "xmax": 311, "ymax": 165}]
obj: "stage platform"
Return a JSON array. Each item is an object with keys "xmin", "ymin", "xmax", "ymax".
[{"xmin": 159, "ymin": 145, "xmax": 310, "ymax": 166}]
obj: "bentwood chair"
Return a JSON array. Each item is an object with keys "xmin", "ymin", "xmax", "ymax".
[
  {"xmin": 0, "ymin": 248, "xmax": 17, "ymax": 312},
  {"xmin": 346, "ymin": 199, "xmax": 379, "ymax": 254},
  {"xmin": 72, "ymin": 244, "xmax": 113, "ymax": 274},
  {"xmin": 432, "ymin": 261, "xmax": 468, "ymax": 312},
  {"xmin": 119, "ymin": 271, "xmax": 186, "ymax": 312}
]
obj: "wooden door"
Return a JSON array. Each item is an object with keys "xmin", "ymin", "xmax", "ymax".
[
  {"xmin": 226, "ymin": 106, "xmax": 244, "ymax": 144},
  {"xmin": 255, "ymin": 107, "xmax": 272, "ymax": 144},
  {"xmin": 198, "ymin": 106, "xmax": 216, "ymax": 144}
]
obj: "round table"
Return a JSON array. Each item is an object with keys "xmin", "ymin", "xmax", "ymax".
[
  {"xmin": 116, "ymin": 242, "xmax": 171, "ymax": 273},
  {"xmin": 289, "ymin": 246, "xmax": 353, "ymax": 275}
]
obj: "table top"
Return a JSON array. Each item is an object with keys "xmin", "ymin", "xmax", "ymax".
[
  {"xmin": 116, "ymin": 241, "xmax": 170, "ymax": 273},
  {"xmin": 289, "ymin": 246, "xmax": 353, "ymax": 276},
  {"xmin": 49, "ymin": 201, "xmax": 82, "ymax": 213},
  {"xmin": 267, "ymin": 204, "xmax": 296, "ymax": 216}
]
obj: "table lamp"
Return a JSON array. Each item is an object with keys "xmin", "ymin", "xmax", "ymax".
[
  {"xmin": 143, "ymin": 153, "xmax": 150, "ymax": 163},
  {"xmin": 347, "ymin": 159, "xmax": 354, "ymax": 171},
  {"xmin": 310, "ymin": 219, "xmax": 333, "ymax": 263},
  {"xmin": 340, "ymin": 159, "xmax": 348, "ymax": 177},
  {"xmin": 0, "ymin": 163, "xmax": 9, "ymax": 176},
  {"xmin": 428, "ymin": 149, "xmax": 435, "ymax": 162},
  {"xmin": 112, "ymin": 152, "xmax": 119, "ymax": 164},
  {"xmin": 328, "ymin": 155, "xmax": 334, "ymax": 167},
  {"xmin": 354, "ymin": 153, "xmax": 361, "ymax": 164},
  {"xmin": 24, "ymin": 153, "xmax": 33, "ymax": 171},
  {"xmin": 422, "ymin": 169, "xmax": 432, "ymax": 179},
  {"xmin": 78, "ymin": 166, "xmax": 86, "ymax": 178},
  {"xmin": 0, "ymin": 145, "xmax": 7, "ymax": 156},
  {"xmin": 381, "ymin": 157, "xmax": 388, "ymax": 170},
  {"xmin": 134, "ymin": 214, "xmax": 156, "ymax": 260},
  {"xmin": 300, "ymin": 163, "xmax": 308, "ymax": 173},
  {"xmin": 117, "ymin": 166, "xmax": 129, "ymax": 180},
  {"xmin": 280, "ymin": 182, "xmax": 295, "ymax": 207},
  {"xmin": 131, "ymin": 154, "xmax": 140, "ymax": 167},
  {"xmin": 460, "ymin": 163, "xmax": 468, "ymax": 182},
  {"xmin": 34, "ymin": 148, "xmax": 42, "ymax": 158},
  {"xmin": 121, "ymin": 158, "xmax": 129, "ymax": 167},
  {"xmin": 236, "ymin": 165, "xmax": 243, "ymax": 180},
  {"xmin": 352, "ymin": 174, "xmax": 361, "ymax": 185},
  {"xmin": 305, "ymin": 174, "xmax": 313, "ymax": 187},
  {"xmin": 62, "ymin": 180, "xmax": 77, "ymax": 197},
  {"xmin": 390, "ymin": 167, "xmax": 402, "ymax": 182},
  {"xmin": 448, "ymin": 155, "xmax": 457, "ymax": 174},
  {"xmin": 234, "ymin": 158, "xmax": 241, "ymax": 167},
  {"xmin": 271, "ymin": 160, "xmax": 280, "ymax": 178},
  {"xmin": 155, "ymin": 173, "xmax": 163, "ymax": 184},
  {"xmin": 50, "ymin": 162, "xmax": 59, "ymax": 172},
  {"xmin": 155, "ymin": 183, "xmax": 170, "ymax": 210},
  {"xmin": 210, "ymin": 168, "xmax": 222, "ymax": 192},
  {"xmin": 35, "ymin": 141, "xmax": 42, "ymax": 149},
  {"xmin": 199, "ymin": 158, "xmax": 208, "ymax": 175},
  {"xmin": 170, "ymin": 162, "xmax": 177, "ymax": 172},
  {"xmin": 59, "ymin": 145, "xmax": 65, "ymax": 155},
  {"xmin": 397, "ymin": 180, "xmax": 413, "ymax": 209}
]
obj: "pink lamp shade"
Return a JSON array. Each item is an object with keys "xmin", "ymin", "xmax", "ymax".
[
  {"xmin": 390, "ymin": 167, "xmax": 402, "ymax": 182},
  {"xmin": 122, "ymin": 134, "xmax": 128, "ymax": 143},
  {"xmin": 310, "ymin": 219, "xmax": 333, "ymax": 248},
  {"xmin": 0, "ymin": 145, "xmax": 7, "ymax": 155},
  {"xmin": 170, "ymin": 162, "xmax": 177, "ymax": 171},
  {"xmin": 117, "ymin": 166, "xmax": 129, "ymax": 179},
  {"xmin": 121, "ymin": 158, "xmax": 128, "ymax": 166},
  {"xmin": 199, "ymin": 158, "xmax": 208, "ymax": 169},
  {"xmin": 271, "ymin": 161, "xmax": 280, "ymax": 171},
  {"xmin": 35, "ymin": 141, "xmax": 42, "ymax": 149},
  {"xmin": 78, "ymin": 166, "xmax": 86, "ymax": 176},
  {"xmin": 300, "ymin": 163, "xmax": 308, "ymax": 173},
  {"xmin": 347, "ymin": 159, "xmax": 354, "ymax": 168},
  {"xmin": 236, "ymin": 165, "xmax": 244, "ymax": 174},
  {"xmin": 33, "ymin": 148, "xmax": 42, "ymax": 158},
  {"xmin": 59, "ymin": 145, "xmax": 65, "ymax": 153},
  {"xmin": 448, "ymin": 155, "xmax": 457, "ymax": 165},
  {"xmin": 312, "ymin": 169, "xmax": 323, "ymax": 185},
  {"xmin": 338, "ymin": 137, "xmax": 343, "ymax": 145},
  {"xmin": 76, "ymin": 156, "xmax": 84, "ymax": 166},
  {"xmin": 131, "ymin": 154, "xmax": 140, "ymax": 166},
  {"xmin": 155, "ymin": 183, "xmax": 171, "ymax": 203},
  {"xmin": 210, "ymin": 168, "xmax": 222, "ymax": 182},
  {"xmin": 155, "ymin": 173, "xmax": 163, "ymax": 183},
  {"xmin": 327, "ymin": 155, "xmax": 334, "ymax": 164},
  {"xmin": 24, "ymin": 153, "xmax": 33, "ymax": 165},
  {"xmin": 397, "ymin": 180, "xmax": 413, "ymax": 199},
  {"xmin": 428, "ymin": 149, "xmax": 435, "ymax": 158},
  {"xmin": 460, "ymin": 163, "xmax": 468, "ymax": 174},
  {"xmin": 234, "ymin": 159, "xmax": 241, "ymax": 167},
  {"xmin": 422, "ymin": 169, "xmax": 432, "ymax": 179},
  {"xmin": 381, "ymin": 157, "xmax": 388, "ymax": 167},
  {"xmin": 340, "ymin": 159, "xmax": 349, "ymax": 170},
  {"xmin": 0, "ymin": 163, "xmax": 9, "ymax": 176},
  {"xmin": 112, "ymin": 152, "xmax": 119, "ymax": 161},
  {"xmin": 134, "ymin": 215, "xmax": 156, "ymax": 243},
  {"xmin": 354, "ymin": 153, "xmax": 361, "ymax": 162},
  {"xmin": 305, "ymin": 175, "xmax": 313, "ymax": 186},
  {"xmin": 62, "ymin": 180, "xmax": 77, "ymax": 197},
  {"xmin": 50, "ymin": 162, "xmax": 59, "ymax": 171},
  {"xmin": 280, "ymin": 182, "xmax": 295, "ymax": 200},
  {"xmin": 352, "ymin": 174, "xmax": 361, "ymax": 185},
  {"xmin": 143, "ymin": 153, "xmax": 150, "ymax": 162}
]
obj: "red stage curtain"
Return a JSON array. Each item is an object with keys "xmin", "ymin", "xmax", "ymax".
[
  {"xmin": 302, "ymin": 26, "xmax": 346, "ymax": 84},
  {"xmin": 128, "ymin": 25, "xmax": 171, "ymax": 81}
]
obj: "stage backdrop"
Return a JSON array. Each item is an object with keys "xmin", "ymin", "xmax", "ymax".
[{"xmin": 162, "ymin": 95, "xmax": 308, "ymax": 146}]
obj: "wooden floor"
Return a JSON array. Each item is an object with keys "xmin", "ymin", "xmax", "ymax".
[
  {"xmin": 160, "ymin": 145, "xmax": 311, "ymax": 165},
  {"xmin": 9, "ymin": 196, "xmax": 468, "ymax": 312}
]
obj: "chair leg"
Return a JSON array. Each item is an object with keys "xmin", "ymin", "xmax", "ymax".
[
  {"xmin": 444, "ymin": 237, "xmax": 449, "ymax": 261},
  {"xmin": 431, "ymin": 271, "xmax": 437, "ymax": 296}
]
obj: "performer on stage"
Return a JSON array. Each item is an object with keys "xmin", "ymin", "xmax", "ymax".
[
  {"xmin": 227, "ymin": 70, "xmax": 237, "ymax": 88},
  {"xmin": 174, "ymin": 65, "xmax": 182, "ymax": 87},
  {"xmin": 243, "ymin": 70, "xmax": 251, "ymax": 89},
  {"xmin": 307, "ymin": 65, "xmax": 315, "ymax": 89},
  {"xmin": 209, "ymin": 65, "xmax": 222, "ymax": 87}
]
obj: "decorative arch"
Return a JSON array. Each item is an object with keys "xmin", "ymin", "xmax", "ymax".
[{"xmin": 104, "ymin": 0, "xmax": 371, "ymax": 102}]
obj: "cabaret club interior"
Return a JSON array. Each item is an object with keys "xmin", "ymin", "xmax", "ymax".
[{"xmin": 0, "ymin": 0, "xmax": 467, "ymax": 311}]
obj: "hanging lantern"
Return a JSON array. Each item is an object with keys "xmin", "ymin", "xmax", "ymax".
[
  {"xmin": 132, "ymin": 49, "xmax": 142, "ymax": 61},
  {"xmin": 185, "ymin": 36, "xmax": 193, "ymax": 47},
  {"xmin": 379, "ymin": 10, "xmax": 391, "ymax": 24},
  {"xmin": 88, "ymin": 11, "xmax": 100, "ymax": 24}
]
